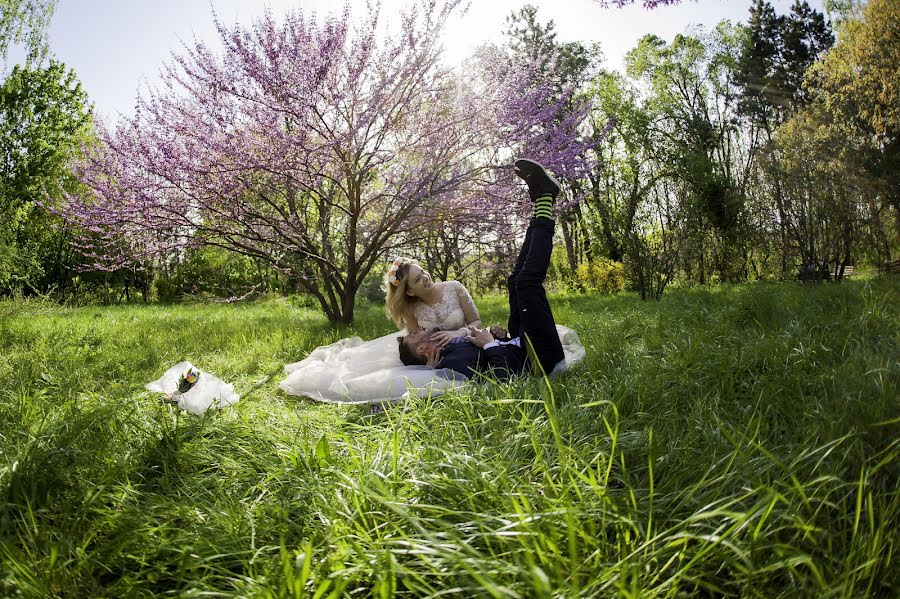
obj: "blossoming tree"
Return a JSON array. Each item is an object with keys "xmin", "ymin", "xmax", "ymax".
[{"xmin": 61, "ymin": 0, "xmax": 593, "ymax": 321}]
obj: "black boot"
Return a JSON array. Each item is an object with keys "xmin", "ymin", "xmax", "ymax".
[{"xmin": 513, "ymin": 158, "xmax": 561, "ymax": 201}]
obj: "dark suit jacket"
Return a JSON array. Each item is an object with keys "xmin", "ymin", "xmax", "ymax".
[{"xmin": 437, "ymin": 340, "xmax": 527, "ymax": 381}]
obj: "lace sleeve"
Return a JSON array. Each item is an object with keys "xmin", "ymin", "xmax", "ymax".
[{"xmin": 451, "ymin": 281, "xmax": 481, "ymax": 327}]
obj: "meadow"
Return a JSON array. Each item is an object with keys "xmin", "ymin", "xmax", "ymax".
[{"xmin": 0, "ymin": 280, "xmax": 897, "ymax": 598}]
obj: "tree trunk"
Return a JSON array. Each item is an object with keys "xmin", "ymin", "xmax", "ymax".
[
  {"xmin": 560, "ymin": 214, "xmax": 578, "ymax": 276},
  {"xmin": 339, "ymin": 290, "xmax": 355, "ymax": 324},
  {"xmin": 590, "ymin": 174, "xmax": 621, "ymax": 261},
  {"xmin": 763, "ymin": 121, "xmax": 790, "ymax": 277}
]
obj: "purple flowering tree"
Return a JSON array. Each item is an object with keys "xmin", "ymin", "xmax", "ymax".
[
  {"xmin": 594, "ymin": 0, "xmax": 687, "ymax": 6},
  {"xmin": 61, "ymin": 0, "xmax": 593, "ymax": 322}
]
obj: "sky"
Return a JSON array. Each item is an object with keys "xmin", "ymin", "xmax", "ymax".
[{"xmin": 15, "ymin": 0, "xmax": 827, "ymax": 120}]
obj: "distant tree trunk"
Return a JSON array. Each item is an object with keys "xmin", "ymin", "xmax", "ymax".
[
  {"xmin": 589, "ymin": 173, "xmax": 622, "ymax": 261},
  {"xmin": 763, "ymin": 121, "xmax": 791, "ymax": 277},
  {"xmin": 560, "ymin": 213, "xmax": 578, "ymax": 275}
]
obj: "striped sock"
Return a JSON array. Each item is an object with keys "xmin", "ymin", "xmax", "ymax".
[{"xmin": 533, "ymin": 194, "xmax": 554, "ymax": 220}]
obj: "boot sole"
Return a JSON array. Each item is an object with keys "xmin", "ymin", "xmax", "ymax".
[{"xmin": 513, "ymin": 158, "xmax": 561, "ymax": 197}]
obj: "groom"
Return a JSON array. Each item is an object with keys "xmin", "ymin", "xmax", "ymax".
[{"xmin": 398, "ymin": 158, "xmax": 566, "ymax": 381}]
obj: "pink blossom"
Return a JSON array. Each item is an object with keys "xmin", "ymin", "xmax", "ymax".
[{"xmin": 59, "ymin": 0, "xmax": 595, "ymax": 320}]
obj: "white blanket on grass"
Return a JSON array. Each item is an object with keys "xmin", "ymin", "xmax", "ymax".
[{"xmin": 279, "ymin": 325, "xmax": 586, "ymax": 405}]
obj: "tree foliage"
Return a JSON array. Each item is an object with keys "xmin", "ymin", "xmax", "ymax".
[
  {"xmin": 0, "ymin": 0, "xmax": 57, "ymax": 63},
  {"xmin": 809, "ymin": 0, "xmax": 899, "ymax": 141},
  {"xmin": 11, "ymin": 0, "xmax": 892, "ymax": 307},
  {"xmin": 61, "ymin": 1, "xmax": 593, "ymax": 321},
  {"xmin": 0, "ymin": 60, "xmax": 92, "ymax": 291},
  {"xmin": 736, "ymin": 0, "xmax": 833, "ymax": 123},
  {"xmin": 800, "ymin": 0, "xmax": 900, "ymax": 257}
]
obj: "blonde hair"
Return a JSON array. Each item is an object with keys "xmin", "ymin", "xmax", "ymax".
[{"xmin": 384, "ymin": 257, "xmax": 422, "ymax": 330}]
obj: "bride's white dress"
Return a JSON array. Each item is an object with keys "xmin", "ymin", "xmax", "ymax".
[
  {"xmin": 412, "ymin": 281, "xmax": 474, "ymax": 332},
  {"xmin": 279, "ymin": 282, "xmax": 586, "ymax": 404}
]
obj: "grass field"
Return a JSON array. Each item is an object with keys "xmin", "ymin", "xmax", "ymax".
[{"xmin": 0, "ymin": 280, "xmax": 897, "ymax": 597}]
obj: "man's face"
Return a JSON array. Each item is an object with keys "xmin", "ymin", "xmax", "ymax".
[{"xmin": 404, "ymin": 327, "xmax": 439, "ymax": 356}]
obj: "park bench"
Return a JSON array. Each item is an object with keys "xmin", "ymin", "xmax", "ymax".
[
  {"xmin": 796, "ymin": 263, "xmax": 831, "ymax": 282},
  {"xmin": 796, "ymin": 263, "xmax": 855, "ymax": 282},
  {"xmin": 883, "ymin": 260, "xmax": 900, "ymax": 275},
  {"xmin": 797, "ymin": 271, "xmax": 826, "ymax": 282}
]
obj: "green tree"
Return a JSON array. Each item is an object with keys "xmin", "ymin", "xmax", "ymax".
[
  {"xmin": 809, "ymin": 0, "xmax": 899, "ymax": 147},
  {"xmin": 582, "ymin": 71, "xmax": 665, "ymax": 263},
  {"xmin": 504, "ymin": 4, "xmax": 602, "ymax": 95},
  {"xmin": 805, "ymin": 0, "xmax": 900, "ymax": 256},
  {"xmin": 736, "ymin": 0, "xmax": 833, "ymax": 121},
  {"xmin": 627, "ymin": 25, "xmax": 750, "ymax": 282},
  {"xmin": 734, "ymin": 1, "xmax": 833, "ymax": 275},
  {"xmin": 764, "ymin": 109, "xmax": 863, "ymax": 275},
  {"xmin": 736, "ymin": 0, "xmax": 784, "ymax": 125},
  {"xmin": 778, "ymin": 0, "xmax": 834, "ymax": 104},
  {"xmin": 0, "ymin": 0, "xmax": 57, "ymax": 63},
  {"xmin": 0, "ymin": 60, "xmax": 92, "ymax": 292},
  {"xmin": 824, "ymin": 0, "xmax": 865, "ymax": 32}
]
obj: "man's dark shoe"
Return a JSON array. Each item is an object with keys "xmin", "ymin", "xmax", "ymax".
[{"xmin": 513, "ymin": 158, "xmax": 561, "ymax": 201}]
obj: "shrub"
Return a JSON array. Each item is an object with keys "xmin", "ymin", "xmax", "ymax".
[
  {"xmin": 544, "ymin": 245, "xmax": 575, "ymax": 291},
  {"xmin": 154, "ymin": 246, "xmax": 263, "ymax": 301},
  {"xmin": 576, "ymin": 258, "xmax": 626, "ymax": 293}
]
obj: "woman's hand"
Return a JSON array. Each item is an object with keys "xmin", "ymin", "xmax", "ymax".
[{"xmin": 429, "ymin": 329, "xmax": 464, "ymax": 347}]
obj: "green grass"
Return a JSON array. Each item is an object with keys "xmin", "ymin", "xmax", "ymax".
[{"xmin": 0, "ymin": 280, "xmax": 897, "ymax": 597}]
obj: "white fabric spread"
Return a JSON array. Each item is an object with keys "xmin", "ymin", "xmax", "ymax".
[
  {"xmin": 279, "ymin": 325, "xmax": 586, "ymax": 405},
  {"xmin": 146, "ymin": 361, "xmax": 240, "ymax": 414}
]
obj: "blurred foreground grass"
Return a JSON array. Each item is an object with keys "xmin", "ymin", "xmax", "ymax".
[{"xmin": 0, "ymin": 279, "xmax": 897, "ymax": 597}]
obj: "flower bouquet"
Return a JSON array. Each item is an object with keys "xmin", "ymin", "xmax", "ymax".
[{"xmin": 167, "ymin": 368, "xmax": 200, "ymax": 401}]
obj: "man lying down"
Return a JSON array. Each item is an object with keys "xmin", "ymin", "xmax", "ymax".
[{"xmin": 397, "ymin": 158, "xmax": 569, "ymax": 383}]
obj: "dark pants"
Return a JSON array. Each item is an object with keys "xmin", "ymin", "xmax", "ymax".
[{"xmin": 506, "ymin": 217, "xmax": 565, "ymax": 374}]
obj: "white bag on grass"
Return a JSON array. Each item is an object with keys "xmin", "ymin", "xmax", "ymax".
[{"xmin": 146, "ymin": 361, "xmax": 240, "ymax": 415}]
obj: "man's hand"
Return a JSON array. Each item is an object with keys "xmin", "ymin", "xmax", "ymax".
[
  {"xmin": 489, "ymin": 325, "xmax": 508, "ymax": 339},
  {"xmin": 429, "ymin": 329, "xmax": 463, "ymax": 348},
  {"xmin": 422, "ymin": 345, "xmax": 442, "ymax": 368},
  {"xmin": 464, "ymin": 326, "xmax": 495, "ymax": 349}
]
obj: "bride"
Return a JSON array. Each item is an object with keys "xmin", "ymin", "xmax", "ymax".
[
  {"xmin": 279, "ymin": 258, "xmax": 483, "ymax": 403},
  {"xmin": 384, "ymin": 257, "xmax": 481, "ymax": 345}
]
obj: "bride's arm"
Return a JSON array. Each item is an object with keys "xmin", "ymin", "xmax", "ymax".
[
  {"xmin": 453, "ymin": 281, "xmax": 481, "ymax": 330},
  {"xmin": 403, "ymin": 313, "xmax": 419, "ymax": 333}
]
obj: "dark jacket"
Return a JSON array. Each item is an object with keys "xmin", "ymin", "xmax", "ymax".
[{"xmin": 437, "ymin": 340, "xmax": 527, "ymax": 381}]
